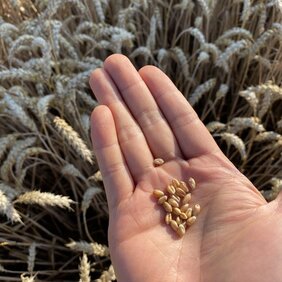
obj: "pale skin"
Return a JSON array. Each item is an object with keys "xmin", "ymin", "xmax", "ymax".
[{"xmin": 89, "ymin": 54, "xmax": 282, "ymax": 282}]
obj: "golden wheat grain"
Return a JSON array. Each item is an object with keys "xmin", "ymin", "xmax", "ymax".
[
  {"xmin": 182, "ymin": 193, "xmax": 192, "ymax": 205},
  {"xmin": 168, "ymin": 198, "xmax": 179, "ymax": 208},
  {"xmin": 153, "ymin": 189, "xmax": 164, "ymax": 198},
  {"xmin": 165, "ymin": 213, "xmax": 172, "ymax": 225},
  {"xmin": 158, "ymin": 195, "xmax": 167, "ymax": 204},
  {"xmin": 193, "ymin": 204, "xmax": 201, "ymax": 216},
  {"xmin": 180, "ymin": 203, "xmax": 190, "ymax": 213},
  {"xmin": 177, "ymin": 224, "xmax": 186, "ymax": 237},
  {"xmin": 163, "ymin": 201, "xmax": 173, "ymax": 212},
  {"xmin": 153, "ymin": 158, "xmax": 165, "ymax": 166},
  {"xmin": 187, "ymin": 216, "xmax": 197, "ymax": 226},
  {"xmin": 167, "ymin": 184, "xmax": 176, "ymax": 195},
  {"xmin": 170, "ymin": 220, "xmax": 179, "ymax": 232},
  {"xmin": 188, "ymin": 177, "xmax": 196, "ymax": 190}
]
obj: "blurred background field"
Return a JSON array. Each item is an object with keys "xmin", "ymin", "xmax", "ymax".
[{"xmin": 0, "ymin": 0, "xmax": 281, "ymax": 281}]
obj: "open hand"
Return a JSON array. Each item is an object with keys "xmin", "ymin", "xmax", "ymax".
[{"xmin": 90, "ymin": 54, "xmax": 282, "ymax": 282}]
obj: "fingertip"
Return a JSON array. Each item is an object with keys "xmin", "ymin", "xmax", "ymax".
[
  {"xmin": 104, "ymin": 54, "xmax": 131, "ymax": 72},
  {"xmin": 89, "ymin": 68, "xmax": 103, "ymax": 90},
  {"xmin": 91, "ymin": 104, "xmax": 112, "ymax": 126},
  {"xmin": 138, "ymin": 65, "xmax": 162, "ymax": 78}
]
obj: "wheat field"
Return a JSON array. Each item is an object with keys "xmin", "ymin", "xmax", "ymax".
[{"xmin": 0, "ymin": 0, "xmax": 281, "ymax": 281}]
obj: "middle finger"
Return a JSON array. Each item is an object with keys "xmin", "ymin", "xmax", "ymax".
[{"xmin": 103, "ymin": 54, "xmax": 183, "ymax": 161}]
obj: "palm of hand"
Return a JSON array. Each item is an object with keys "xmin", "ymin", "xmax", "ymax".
[{"xmin": 90, "ymin": 55, "xmax": 281, "ymax": 282}]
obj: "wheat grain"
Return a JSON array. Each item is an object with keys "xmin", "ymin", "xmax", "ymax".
[
  {"xmin": 172, "ymin": 207, "xmax": 182, "ymax": 216},
  {"xmin": 165, "ymin": 213, "xmax": 172, "ymax": 225},
  {"xmin": 153, "ymin": 158, "xmax": 164, "ymax": 166},
  {"xmin": 79, "ymin": 253, "xmax": 91, "ymax": 282},
  {"xmin": 158, "ymin": 195, "xmax": 168, "ymax": 204},
  {"xmin": 182, "ymin": 193, "xmax": 192, "ymax": 204},
  {"xmin": 179, "ymin": 181, "xmax": 189, "ymax": 193},
  {"xmin": 180, "ymin": 203, "xmax": 190, "ymax": 213},
  {"xmin": 27, "ymin": 242, "xmax": 36, "ymax": 273},
  {"xmin": 15, "ymin": 191, "xmax": 74, "ymax": 210},
  {"xmin": 193, "ymin": 204, "xmax": 201, "ymax": 216},
  {"xmin": 167, "ymin": 185, "xmax": 176, "ymax": 195},
  {"xmin": 153, "ymin": 189, "xmax": 164, "ymax": 198},
  {"xmin": 187, "ymin": 216, "xmax": 197, "ymax": 226},
  {"xmin": 163, "ymin": 201, "xmax": 173, "ymax": 212},
  {"xmin": 177, "ymin": 224, "xmax": 186, "ymax": 237},
  {"xmin": 170, "ymin": 220, "xmax": 179, "ymax": 232},
  {"xmin": 172, "ymin": 178, "xmax": 180, "ymax": 187},
  {"xmin": 53, "ymin": 116, "xmax": 94, "ymax": 164},
  {"xmin": 168, "ymin": 198, "xmax": 179, "ymax": 208},
  {"xmin": 180, "ymin": 212, "xmax": 188, "ymax": 220}
]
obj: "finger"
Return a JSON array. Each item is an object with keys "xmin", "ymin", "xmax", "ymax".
[
  {"xmin": 89, "ymin": 68, "xmax": 153, "ymax": 182},
  {"xmin": 103, "ymin": 54, "xmax": 183, "ymax": 160},
  {"xmin": 90, "ymin": 105, "xmax": 134, "ymax": 208},
  {"xmin": 139, "ymin": 65, "xmax": 221, "ymax": 159}
]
